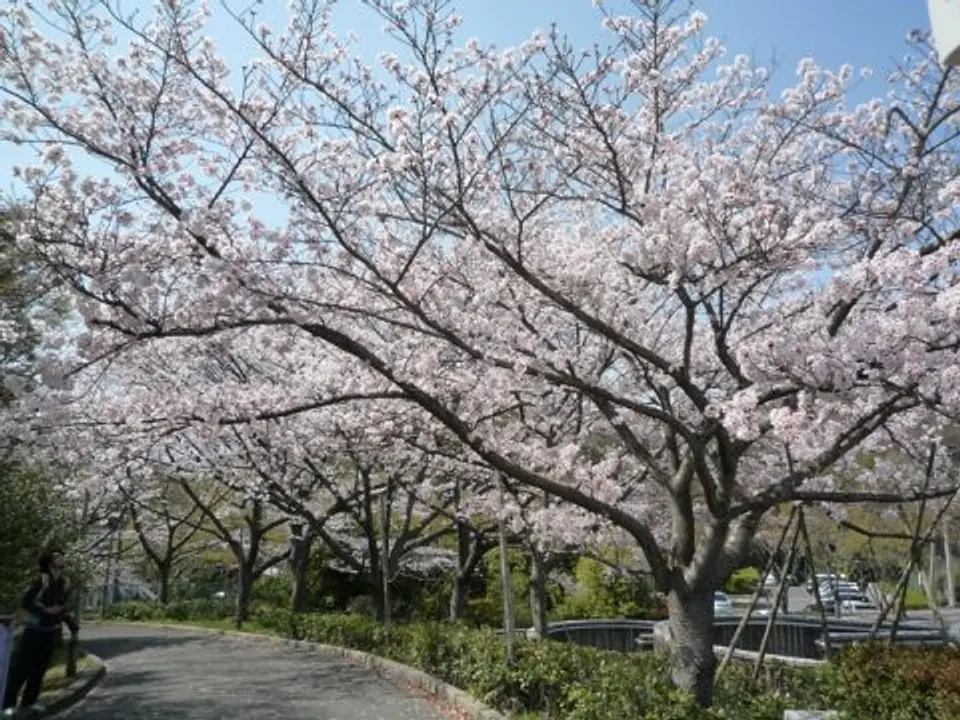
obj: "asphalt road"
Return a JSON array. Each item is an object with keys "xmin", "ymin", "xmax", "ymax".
[{"xmin": 62, "ymin": 625, "xmax": 449, "ymax": 720}]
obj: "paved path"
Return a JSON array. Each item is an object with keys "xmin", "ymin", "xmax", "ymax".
[{"xmin": 63, "ymin": 625, "xmax": 449, "ymax": 720}]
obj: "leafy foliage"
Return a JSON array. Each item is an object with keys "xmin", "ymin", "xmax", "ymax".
[
  {"xmin": 0, "ymin": 212, "xmax": 64, "ymax": 404},
  {"xmin": 0, "ymin": 213, "xmax": 79, "ymax": 611},
  {"xmin": 101, "ymin": 598, "xmax": 233, "ymax": 622},
  {"xmin": 723, "ymin": 566, "xmax": 762, "ymax": 595},
  {"xmin": 819, "ymin": 645, "xmax": 960, "ymax": 720},
  {"xmin": 0, "ymin": 462, "xmax": 83, "ymax": 612},
  {"xmin": 554, "ymin": 556, "xmax": 663, "ymax": 620}
]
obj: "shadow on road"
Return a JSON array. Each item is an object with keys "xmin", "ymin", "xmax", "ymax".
[
  {"xmin": 67, "ymin": 690, "xmax": 293, "ymax": 719},
  {"xmin": 79, "ymin": 633, "xmax": 200, "ymax": 661}
]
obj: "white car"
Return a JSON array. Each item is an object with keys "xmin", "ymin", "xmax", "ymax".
[
  {"xmin": 839, "ymin": 596, "xmax": 877, "ymax": 611},
  {"xmin": 714, "ymin": 591, "xmax": 736, "ymax": 616}
]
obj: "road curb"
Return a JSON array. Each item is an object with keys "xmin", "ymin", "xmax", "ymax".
[
  {"xmin": 127, "ymin": 623, "xmax": 506, "ymax": 720},
  {"xmin": 42, "ymin": 652, "xmax": 106, "ymax": 717}
]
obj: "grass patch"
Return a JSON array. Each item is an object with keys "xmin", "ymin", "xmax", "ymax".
[
  {"xmin": 101, "ymin": 615, "xmax": 278, "ymax": 636},
  {"xmin": 40, "ymin": 651, "xmax": 96, "ymax": 697}
]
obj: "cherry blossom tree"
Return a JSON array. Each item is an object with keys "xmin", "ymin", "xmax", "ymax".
[
  {"xmin": 3, "ymin": 0, "xmax": 960, "ymax": 704},
  {"xmin": 120, "ymin": 472, "xmax": 223, "ymax": 603}
]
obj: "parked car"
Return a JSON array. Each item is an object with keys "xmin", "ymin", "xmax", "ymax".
[
  {"xmin": 750, "ymin": 596, "xmax": 772, "ymax": 616},
  {"xmin": 817, "ymin": 582, "xmax": 877, "ymax": 613},
  {"xmin": 808, "ymin": 573, "xmax": 850, "ymax": 595},
  {"xmin": 819, "ymin": 582, "xmax": 860, "ymax": 599},
  {"xmin": 714, "ymin": 591, "xmax": 736, "ymax": 616},
  {"xmin": 839, "ymin": 595, "xmax": 878, "ymax": 612}
]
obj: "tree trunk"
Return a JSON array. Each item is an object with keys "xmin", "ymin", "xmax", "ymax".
[
  {"xmin": 159, "ymin": 566, "xmax": 171, "ymax": 605},
  {"xmin": 289, "ymin": 533, "xmax": 312, "ymax": 614},
  {"xmin": 366, "ymin": 570, "xmax": 386, "ymax": 621},
  {"xmin": 529, "ymin": 548, "xmax": 548, "ymax": 638},
  {"xmin": 235, "ymin": 565, "xmax": 253, "ymax": 628},
  {"xmin": 449, "ymin": 571, "xmax": 467, "ymax": 621},
  {"xmin": 667, "ymin": 586, "xmax": 716, "ymax": 707},
  {"xmin": 450, "ymin": 499, "xmax": 471, "ymax": 622}
]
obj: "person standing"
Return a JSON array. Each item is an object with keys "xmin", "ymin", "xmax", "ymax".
[{"xmin": 2, "ymin": 549, "xmax": 78, "ymax": 717}]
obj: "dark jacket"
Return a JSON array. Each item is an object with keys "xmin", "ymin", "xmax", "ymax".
[{"xmin": 22, "ymin": 574, "xmax": 78, "ymax": 634}]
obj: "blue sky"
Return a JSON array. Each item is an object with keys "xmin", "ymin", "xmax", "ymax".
[
  {"xmin": 206, "ymin": 0, "xmax": 932, "ymax": 98},
  {"xmin": 0, "ymin": 1, "xmax": 935, "ymax": 192}
]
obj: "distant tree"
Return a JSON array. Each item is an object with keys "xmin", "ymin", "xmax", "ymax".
[{"xmin": 0, "ymin": 211, "xmax": 77, "ymax": 609}]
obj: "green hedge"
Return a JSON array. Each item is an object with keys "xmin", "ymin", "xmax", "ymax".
[
  {"xmin": 822, "ymin": 644, "xmax": 960, "ymax": 720},
  {"xmin": 100, "ymin": 598, "xmax": 233, "ymax": 622},
  {"xmin": 101, "ymin": 601, "xmax": 960, "ymax": 719},
  {"xmin": 248, "ymin": 605, "xmax": 793, "ymax": 719}
]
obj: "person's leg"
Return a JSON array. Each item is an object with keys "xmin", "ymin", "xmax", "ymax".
[
  {"xmin": 2, "ymin": 659, "xmax": 24, "ymax": 710},
  {"xmin": 2, "ymin": 632, "xmax": 33, "ymax": 710},
  {"xmin": 19, "ymin": 631, "xmax": 55, "ymax": 708}
]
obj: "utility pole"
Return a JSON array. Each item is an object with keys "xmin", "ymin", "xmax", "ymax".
[
  {"xmin": 100, "ymin": 518, "xmax": 122, "ymax": 618},
  {"xmin": 498, "ymin": 475, "xmax": 516, "ymax": 664},
  {"xmin": 380, "ymin": 490, "xmax": 391, "ymax": 642},
  {"xmin": 99, "ymin": 544, "xmax": 112, "ymax": 619},
  {"xmin": 945, "ymin": 518, "xmax": 956, "ymax": 609},
  {"xmin": 929, "ymin": 539, "xmax": 938, "ymax": 605}
]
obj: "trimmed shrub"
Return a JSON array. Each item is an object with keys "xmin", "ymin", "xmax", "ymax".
[
  {"xmin": 724, "ymin": 566, "xmax": 762, "ymax": 595},
  {"xmin": 820, "ymin": 644, "xmax": 960, "ymax": 720},
  {"xmin": 100, "ymin": 598, "xmax": 232, "ymax": 622},
  {"xmin": 250, "ymin": 604, "xmax": 818, "ymax": 719}
]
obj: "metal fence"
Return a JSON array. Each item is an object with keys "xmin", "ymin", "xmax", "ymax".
[
  {"xmin": 543, "ymin": 615, "xmax": 950, "ymax": 661},
  {"xmin": 544, "ymin": 619, "xmax": 655, "ymax": 654}
]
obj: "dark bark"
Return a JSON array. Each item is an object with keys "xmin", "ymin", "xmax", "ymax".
[
  {"xmin": 667, "ymin": 585, "xmax": 716, "ymax": 707},
  {"xmin": 235, "ymin": 563, "xmax": 253, "ymax": 627},
  {"xmin": 364, "ymin": 569, "xmax": 386, "ymax": 621},
  {"xmin": 158, "ymin": 564, "xmax": 171, "ymax": 604},
  {"xmin": 289, "ymin": 528, "xmax": 313, "ymax": 614},
  {"xmin": 173, "ymin": 485, "xmax": 289, "ymax": 628},
  {"xmin": 449, "ymin": 520, "xmax": 492, "ymax": 621},
  {"xmin": 449, "ymin": 514, "xmax": 471, "ymax": 621},
  {"xmin": 449, "ymin": 571, "xmax": 467, "ymax": 621}
]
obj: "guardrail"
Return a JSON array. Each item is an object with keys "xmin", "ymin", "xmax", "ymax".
[
  {"xmin": 543, "ymin": 615, "xmax": 951, "ymax": 661},
  {"xmin": 544, "ymin": 619, "xmax": 655, "ymax": 654}
]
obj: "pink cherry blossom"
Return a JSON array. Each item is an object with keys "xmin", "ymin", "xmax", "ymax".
[{"xmin": 2, "ymin": 0, "xmax": 959, "ymax": 705}]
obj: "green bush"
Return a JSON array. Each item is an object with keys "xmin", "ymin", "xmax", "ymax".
[
  {"xmin": 901, "ymin": 589, "xmax": 930, "ymax": 610},
  {"xmin": 465, "ymin": 596, "xmax": 503, "ymax": 627},
  {"xmin": 101, "ymin": 601, "xmax": 163, "ymax": 622},
  {"xmin": 818, "ymin": 644, "xmax": 960, "ymax": 720},
  {"xmin": 252, "ymin": 574, "xmax": 292, "ymax": 608},
  {"xmin": 724, "ymin": 566, "xmax": 762, "ymax": 595},
  {"xmin": 246, "ymin": 604, "xmax": 816, "ymax": 719},
  {"xmin": 101, "ymin": 598, "xmax": 233, "ymax": 623},
  {"xmin": 875, "ymin": 584, "xmax": 935, "ymax": 611},
  {"xmin": 553, "ymin": 557, "xmax": 660, "ymax": 621}
]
